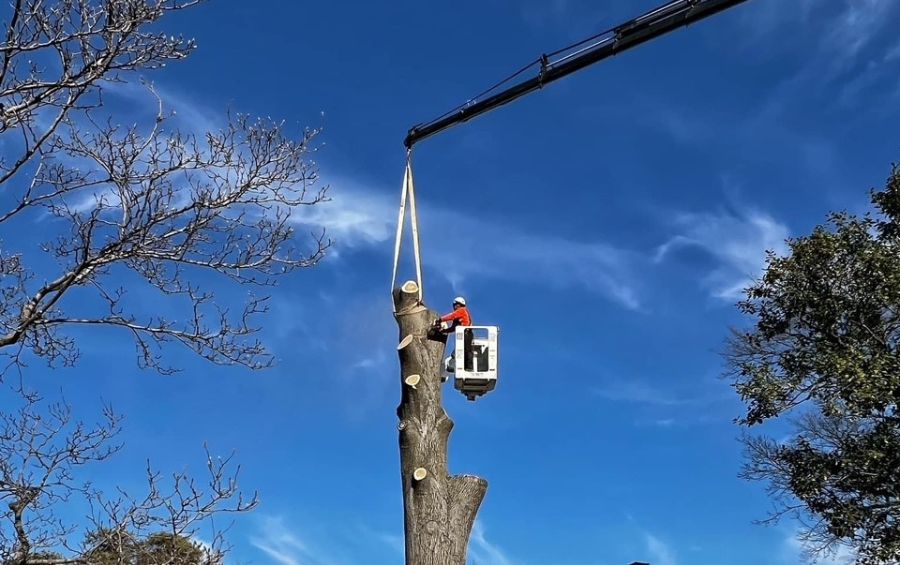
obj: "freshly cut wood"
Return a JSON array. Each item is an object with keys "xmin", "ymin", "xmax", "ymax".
[
  {"xmin": 404, "ymin": 374, "xmax": 421, "ymax": 388},
  {"xmin": 413, "ymin": 467, "xmax": 428, "ymax": 481},
  {"xmin": 398, "ymin": 335, "xmax": 414, "ymax": 350}
]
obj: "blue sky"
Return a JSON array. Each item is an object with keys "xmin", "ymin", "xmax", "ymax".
[{"xmin": 8, "ymin": 0, "xmax": 900, "ymax": 564}]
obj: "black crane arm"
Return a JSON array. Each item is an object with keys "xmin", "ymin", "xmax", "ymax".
[{"xmin": 404, "ymin": 0, "xmax": 751, "ymax": 148}]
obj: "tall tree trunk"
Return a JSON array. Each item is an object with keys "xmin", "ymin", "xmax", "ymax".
[{"xmin": 393, "ymin": 281, "xmax": 488, "ymax": 565}]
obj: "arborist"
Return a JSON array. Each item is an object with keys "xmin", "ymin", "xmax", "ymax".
[
  {"xmin": 434, "ymin": 297, "xmax": 473, "ymax": 375},
  {"xmin": 439, "ymin": 296, "xmax": 471, "ymax": 330}
]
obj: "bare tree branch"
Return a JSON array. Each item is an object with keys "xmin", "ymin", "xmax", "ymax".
[
  {"xmin": 0, "ymin": 3, "xmax": 331, "ymax": 374},
  {"xmin": 0, "ymin": 0, "xmax": 200, "ymax": 191},
  {"xmin": 0, "ymin": 385, "xmax": 253, "ymax": 565}
]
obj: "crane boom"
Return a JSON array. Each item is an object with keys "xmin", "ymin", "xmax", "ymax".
[{"xmin": 404, "ymin": 0, "xmax": 751, "ymax": 148}]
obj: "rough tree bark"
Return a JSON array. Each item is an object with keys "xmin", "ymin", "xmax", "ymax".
[{"xmin": 393, "ymin": 281, "xmax": 488, "ymax": 565}]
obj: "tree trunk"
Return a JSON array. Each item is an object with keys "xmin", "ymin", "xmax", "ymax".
[{"xmin": 393, "ymin": 281, "xmax": 488, "ymax": 565}]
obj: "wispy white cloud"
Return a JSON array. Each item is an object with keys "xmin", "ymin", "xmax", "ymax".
[
  {"xmin": 428, "ymin": 208, "xmax": 640, "ymax": 310},
  {"xmin": 645, "ymin": 533, "xmax": 678, "ymax": 565},
  {"xmin": 250, "ymin": 516, "xmax": 332, "ymax": 565},
  {"xmin": 67, "ymin": 186, "xmax": 122, "ymax": 214},
  {"xmin": 649, "ymin": 104, "xmax": 714, "ymax": 145},
  {"xmin": 592, "ymin": 378, "xmax": 720, "ymax": 408},
  {"xmin": 250, "ymin": 518, "xmax": 514, "ymax": 565},
  {"xmin": 728, "ymin": 0, "xmax": 900, "ymax": 144},
  {"xmin": 826, "ymin": 0, "xmax": 896, "ymax": 66},
  {"xmin": 368, "ymin": 529, "xmax": 404, "ymax": 555},
  {"xmin": 470, "ymin": 521, "xmax": 517, "ymax": 565},
  {"xmin": 886, "ymin": 40, "xmax": 900, "ymax": 63},
  {"xmin": 362, "ymin": 519, "xmax": 515, "ymax": 565},
  {"xmin": 592, "ymin": 375, "xmax": 731, "ymax": 431},
  {"xmin": 355, "ymin": 523, "xmax": 406, "ymax": 562},
  {"xmin": 743, "ymin": 0, "xmax": 895, "ymax": 62},
  {"xmin": 291, "ymin": 178, "xmax": 395, "ymax": 248},
  {"xmin": 350, "ymin": 350, "xmax": 388, "ymax": 371},
  {"xmin": 52, "ymin": 81, "xmax": 238, "ymax": 217},
  {"xmin": 298, "ymin": 175, "xmax": 794, "ymax": 310},
  {"xmin": 104, "ymin": 79, "xmax": 224, "ymax": 134},
  {"xmin": 654, "ymin": 207, "xmax": 789, "ymax": 300},
  {"xmin": 831, "ymin": 0, "xmax": 900, "ymax": 106},
  {"xmin": 748, "ymin": 0, "xmax": 900, "ymax": 109},
  {"xmin": 739, "ymin": 0, "xmax": 815, "ymax": 40},
  {"xmin": 293, "ymin": 180, "xmax": 642, "ymax": 310}
]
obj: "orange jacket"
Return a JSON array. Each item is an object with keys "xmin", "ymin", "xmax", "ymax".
[{"xmin": 441, "ymin": 306, "xmax": 472, "ymax": 327}]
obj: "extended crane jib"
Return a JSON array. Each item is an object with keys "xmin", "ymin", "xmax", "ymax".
[{"xmin": 403, "ymin": 0, "xmax": 751, "ymax": 148}]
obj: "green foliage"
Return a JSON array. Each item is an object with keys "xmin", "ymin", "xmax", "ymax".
[
  {"xmin": 14, "ymin": 552, "xmax": 65, "ymax": 564},
  {"xmin": 80, "ymin": 530, "xmax": 211, "ymax": 565},
  {"xmin": 29, "ymin": 553, "xmax": 64, "ymax": 560},
  {"xmin": 729, "ymin": 164, "xmax": 900, "ymax": 564},
  {"xmin": 83, "ymin": 528, "xmax": 140, "ymax": 565},
  {"xmin": 138, "ymin": 533, "xmax": 206, "ymax": 565}
]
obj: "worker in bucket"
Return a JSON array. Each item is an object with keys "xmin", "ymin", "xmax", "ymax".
[{"xmin": 434, "ymin": 297, "xmax": 473, "ymax": 376}]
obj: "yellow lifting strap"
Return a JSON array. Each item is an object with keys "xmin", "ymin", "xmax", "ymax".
[{"xmin": 390, "ymin": 151, "xmax": 424, "ymax": 311}]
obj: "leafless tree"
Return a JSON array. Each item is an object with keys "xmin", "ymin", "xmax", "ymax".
[
  {"xmin": 0, "ymin": 384, "xmax": 256, "ymax": 565},
  {"xmin": 0, "ymin": 4, "xmax": 315, "ymax": 561},
  {"xmin": 0, "ymin": 0, "xmax": 198, "ymax": 189},
  {"xmin": 0, "ymin": 0, "xmax": 330, "ymax": 375}
]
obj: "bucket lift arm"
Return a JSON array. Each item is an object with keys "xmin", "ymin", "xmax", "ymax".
[{"xmin": 404, "ymin": 0, "xmax": 751, "ymax": 148}]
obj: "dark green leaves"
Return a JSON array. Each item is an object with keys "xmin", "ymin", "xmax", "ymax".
[{"xmin": 730, "ymin": 163, "xmax": 900, "ymax": 564}]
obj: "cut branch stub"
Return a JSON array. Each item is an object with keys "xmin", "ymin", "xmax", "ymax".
[
  {"xmin": 413, "ymin": 467, "xmax": 428, "ymax": 481},
  {"xmin": 404, "ymin": 374, "xmax": 421, "ymax": 388}
]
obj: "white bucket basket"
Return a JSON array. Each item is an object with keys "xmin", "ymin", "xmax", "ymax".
[{"xmin": 452, "ymin": 326, "xmax": 499, "ymax": 401}]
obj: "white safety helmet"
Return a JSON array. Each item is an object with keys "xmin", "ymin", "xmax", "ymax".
[{"xmin": 453, "ymin": 296, "xmax": 467, "ymax": 306}]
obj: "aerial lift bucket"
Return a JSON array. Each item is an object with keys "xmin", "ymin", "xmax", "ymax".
[{"xmin": 448, "ymin": 326, "xmax": 499, "ymax": 401}]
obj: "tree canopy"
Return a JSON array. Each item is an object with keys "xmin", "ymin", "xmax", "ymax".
[{"xmin": 729, "ymin": 164, "xmax": 900, "ymax": 564}]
